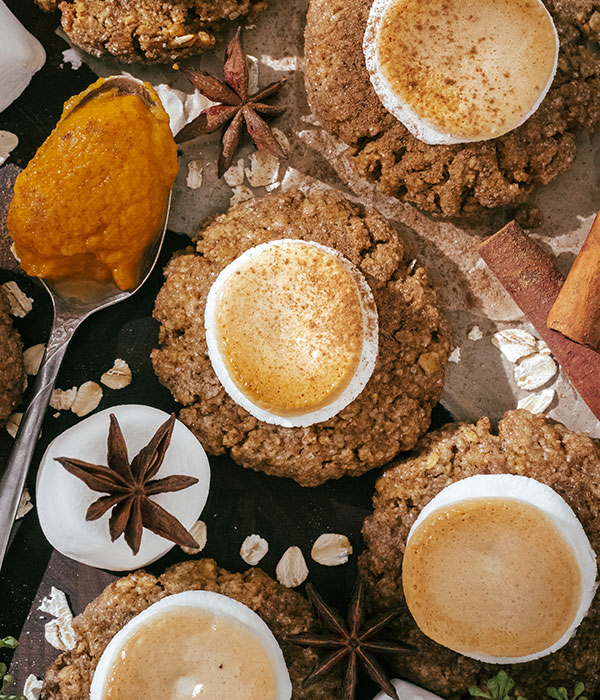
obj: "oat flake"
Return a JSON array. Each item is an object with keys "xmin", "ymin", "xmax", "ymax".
[
  {"xmin": 240, "ymin": 534, "xmax": 269, "ymax": 566},
  {"xmin": 71, "ymin": 381, "xmax": 103, "ymax": 417},
  {"xmin": 514, "ymin": 354, "xmax": 557, "ymax": 391},
  {"xmin": 276, "ymin": 546, "xmax": 308, "ymax": 588},
  {"xmin": 492, "ymin": 328, "xmax": 538, "ymax": 364},
  {"xmin": 311, "ymin": 533, "xmax": 353, "ymax": 566},
  {"xmin": 180, "ymin": 520, "xmax": 207, "ymax": 555},
  {"xmin": 1, "ymin": 281, "xmax": 33, "ymax": 318},
  {"xmin": 39, "ymin": 587, "xmax": 76, "ymax": 651},
  {"xmin": 517, "ymin": 388, "xmax": 555, "ymax": 414},
  {"xmin": 100, "ymin": 358, "xmax": 132, "ymax": 390},
  {"xmin": 23, "ymin": 344, "xmax": 45, "ymax": 375}
]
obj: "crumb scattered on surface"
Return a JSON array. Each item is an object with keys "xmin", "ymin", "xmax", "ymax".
[
  {"xmin": 360, "ymin": 410, "xmax": 600, "ymax": 698},
  {"xmin": 0, "ymin": 131, "xmax": 19, "ymax": 166}
]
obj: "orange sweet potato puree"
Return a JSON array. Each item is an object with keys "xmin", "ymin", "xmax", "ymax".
[{"xmin": 8, "ymin": 78, "xmax": 178, "ymax": 290}]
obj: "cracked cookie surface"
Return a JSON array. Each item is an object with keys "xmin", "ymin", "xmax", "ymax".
[
  {"xmin": 304, "ymin": 0, "xmax": 600, "ymax": 218},
  {"xmin": 152, "ymin": 189, "xmax": 451, "ymax": 487},
  {"xmin": 360, "ymin": 410, "xmax": 600, "ymax": 698},
  {"xmin": 42, "ymin": 559, "xmax": 341, "ymax": 700}
]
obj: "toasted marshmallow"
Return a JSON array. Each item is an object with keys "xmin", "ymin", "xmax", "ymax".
[
  {"xmin": 205, "ymin": 239, "xmax": 379, "ymax": 427},
  {"xmin": 90, "ymin": 591, "xmax": 292, "ymax": 700},
  {"xmin": 364, "ymin": 0, "xmax": 559, "ymax": 144},
  {"xmin": 36, "ymin": 405, "xmax": 211, "ymax": 571},
  {"xmin": 402, "ymin": 475, "xmax": 597, "ymax": 663}
]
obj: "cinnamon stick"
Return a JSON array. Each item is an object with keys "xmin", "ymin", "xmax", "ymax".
[
  {"xmin": 479, "ymin": 221, "xmax": 600, "ymax": 421},
  {"xmin": 547, "ymin": 212, "xmax": 600, "ymax": 350}
]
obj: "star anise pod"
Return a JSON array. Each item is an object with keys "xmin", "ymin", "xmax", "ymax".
[
  {"xmin": 56, "ymin": 413, "xmax": 199, "ymax": 555},
  {"xmin": 175, "ymin": 27, "xmax": 287, "ymax": 176},
  {"xmin": 284, "ymin": 577, "xmax": 413, "ymax": 700}
]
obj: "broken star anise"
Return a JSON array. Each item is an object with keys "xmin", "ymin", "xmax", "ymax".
[
  {"xmin": 175, "ymin": 26, "xmax": 287, "ymax": 177},
  {"xmin": 56, "ymin": 413, "xmax": 199, "ymax": 555},
  {"xmin": 284, "ymin": 577, "xmax": 413, "ymax": 700}
]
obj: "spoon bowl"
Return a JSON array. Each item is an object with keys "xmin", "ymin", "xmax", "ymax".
[{"xmin": 0, "ymin": 75, "xmax": 174, "ymax": 571}]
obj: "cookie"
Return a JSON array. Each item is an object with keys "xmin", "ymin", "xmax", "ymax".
[
  {"xmin": 359, "ymin": 410, "xmax": 600, "ymax": 697},
  {"xmin": 152, "ymin": 189, "xmax": 451, "ymax": 487},
  {"xmin": 0, "ymin": 288, "xmax": 24, "ymax": 426},
  {"xmin": 304, "ymin": 0, "xmax": 600, "ymax": 218},
  {"xmin": 42, "ymin": 559, "xmax": 341, "ymax": 700},
  {"xmin": 35, "ymin": 0, "xmax": 266, "ymax": 63}
]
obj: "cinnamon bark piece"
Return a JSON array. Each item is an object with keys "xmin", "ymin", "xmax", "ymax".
[
  {"xmin": 479, "ymin": 221, "xmax": 600, "ymax": 421},
  {"xmin": 547, "ymin": 213, "xmax": 600, "ymax": 350}
]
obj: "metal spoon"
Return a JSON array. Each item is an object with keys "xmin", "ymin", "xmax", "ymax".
[{"xmin": 0, "ymin": 76, "xmax": 173, "ymax": 571}]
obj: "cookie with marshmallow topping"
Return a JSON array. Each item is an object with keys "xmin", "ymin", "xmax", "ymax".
[
  {"xmin": 360, "ymin": 409, "xmax": 600, "ymax": 697},
  {"xmin": 153, "ymin": 189, "xmax": 451, "ymax": 487}
]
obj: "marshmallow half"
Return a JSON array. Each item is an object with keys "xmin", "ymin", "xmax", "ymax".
[
  {"xmin": 36, "ymin": 405, "xmax": 211, "ymax": 571},
  {"xmin": 403, "ymin": 474, "xmax": 597, "ymax": 664},
  {"xmin": 205, "ymin": 239, "xmax": 379, "ymax": 428},
  {"xmin": 364, "ymin": 0, "xmax": 559, "ymax": 145}
]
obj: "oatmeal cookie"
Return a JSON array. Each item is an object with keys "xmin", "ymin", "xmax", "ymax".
[
  {"xmin": 35, "ymin": 0, "xmax": 266, "ymax": 63},
  {"xmin": 304, "ymin": 0, "xmax": 600, "ymax": 218},
  {"xmin": 0, "ymin": 288, "xmax": 24, "ymax": 426},
  {"xmin": 152, "ymin": 189, "xmax": 451, "ymax": 487},
  {"xmin": 359, "ymin": 410, "xmax": 600, "ymax": 698},
  {"xmin": 42, "ymin": 559, "xmax": 341, "ymax": 700}
]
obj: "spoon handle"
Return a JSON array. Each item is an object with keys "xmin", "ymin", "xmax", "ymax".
[{"xmin": 0, "ymin": 312, "xmax": 81, "ymax": 571}]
